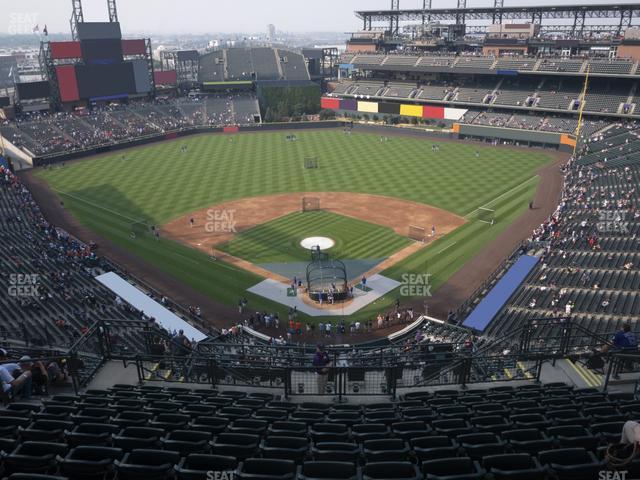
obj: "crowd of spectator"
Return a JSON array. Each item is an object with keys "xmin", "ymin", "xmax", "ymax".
[
  {"xmin": 482, "ymin": 127, "xmax": 640, "ymax": 343},
  {"xmin": 0, "ymin": 94, "xmax": 260, "ymax": 157}
]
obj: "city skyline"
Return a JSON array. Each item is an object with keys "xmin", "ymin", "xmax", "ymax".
[{"xmin": 3, "ymin": 0, "xmax": 634, "ymax": 36}]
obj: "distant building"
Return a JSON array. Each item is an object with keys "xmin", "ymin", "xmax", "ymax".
[
  {"xmin": 0, "ymin": 56, "xmax": 18, "ymax": 90},
  {"xmin": 267, "ymin": 24, "xmax": 276, "ymax": 40}
]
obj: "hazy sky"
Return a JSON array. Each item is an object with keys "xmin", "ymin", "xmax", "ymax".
[{"xmin": 3, "ymin": 0, "xmax": 637, "ymax": 35}]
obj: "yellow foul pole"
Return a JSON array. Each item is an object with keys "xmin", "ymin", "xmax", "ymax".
[{"xmin": 572, "ymin": 64, "xmax": 590, "ymax": 157}]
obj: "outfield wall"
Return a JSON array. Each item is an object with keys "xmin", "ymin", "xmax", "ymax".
[
  {"xmin": 23, "ymin": 118, "xmax": 573, "ymax": 167},
  {"xmin": 28, "ymin": 121, "xmax": 345, "ymax": 166},
  {"xmin": 321, "ymin": 96, "xmax": 467, "ymax": 121},
  {"xmin": 455, "ymin": 123, "xmax": 576, "ymax": 152}
]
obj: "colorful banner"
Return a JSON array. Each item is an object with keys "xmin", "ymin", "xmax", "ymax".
[
  {"xmin": 400, "ymin": 104, "xmax": 423, "ymax": 117},
  {"xmin": 357, "ymin": 101, "xmax": 378, "ymax": 113}
]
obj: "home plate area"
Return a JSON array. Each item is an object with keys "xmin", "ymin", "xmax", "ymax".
[{"xmin": 247, "ymin": 274, "xmax": 401, "ymax": 316}]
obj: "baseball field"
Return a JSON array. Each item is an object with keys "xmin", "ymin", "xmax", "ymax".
[{"xmin": 34, "ymin": 129, "xmax": 553, "ymax": 324}]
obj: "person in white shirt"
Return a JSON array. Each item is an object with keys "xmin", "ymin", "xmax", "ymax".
[{"xmin": 0, "ymin": 349, "xmax": 32, "ymax": 401}]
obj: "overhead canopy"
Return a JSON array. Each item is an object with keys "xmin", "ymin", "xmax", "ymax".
[{"xmin": 96, "ymin": 271, "xmax": 207, "ymax": 342}]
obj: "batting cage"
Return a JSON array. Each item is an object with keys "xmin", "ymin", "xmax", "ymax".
[
  {"xmin": 302, "ymin": 196, "xmax": 321, "ymax": 212},
  {"xmin": 306, "ymin": 248, "xmax": 349, "ymax": 302}
]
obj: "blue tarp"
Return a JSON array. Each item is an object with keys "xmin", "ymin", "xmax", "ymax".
[
  {"xmin": 0, "ymin": 156, "xmax": 9, "ymax": 169},
  {"xmin": 462, "ymin": 254, "xmax": 539, "ymax": 332}
]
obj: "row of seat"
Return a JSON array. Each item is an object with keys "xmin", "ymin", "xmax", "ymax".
[{"xmin": 0, "ymin": 446, "xmax": 623, "ymax": 480}]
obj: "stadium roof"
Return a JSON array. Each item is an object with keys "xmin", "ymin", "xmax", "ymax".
[{"xmin": 355, "ymin": 2, "xmax": 640, "ymax": 22}]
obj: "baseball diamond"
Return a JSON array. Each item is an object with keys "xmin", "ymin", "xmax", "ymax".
[{"xmin": 33, "ymin": 129, "xmax": 553, "ymax": 324}]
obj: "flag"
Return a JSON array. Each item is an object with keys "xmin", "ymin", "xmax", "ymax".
[
  {"xmin": 33, "ymin": 24, "xmax": 39, "ymax": 33},
  {"xmin": 43, "ymin": 25, "xmax": 48, "ymax": 36}
]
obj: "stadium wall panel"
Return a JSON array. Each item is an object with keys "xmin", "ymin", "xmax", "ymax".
[
  {"xmin": 320, "ymin": 97, "xmax": 340, "ymax": 110},
  {"xmin": 30, "ymin": 121, "xmax": 345, "ymax": 164},
  {"xmin": 378, "ymin": 102, "xmax": 401, "ymax": 115},
  {"xmin": 177, "ymin": 50, "xmax": 200, "ymax": 62},
  {"xmin": 154, "ymin": 70, "xmax": 177, "ymax": 85},
  {"xmin": 81, "ymin": 38, "xmax": 124, "ymax": 64},
  {"xmin": 55, "ymin": 65, "xmax": 80, "ymax": 102},
  {"xmin": 400, "ymin": 104, "xmax": 423, "ymax": 117},
  {"xmin": 50, "ymin": 41, "xmax": 82, "ymax": 59},
  {"xmin": 77, "ymin": 22, "xmax": 122, "ymax": 40},
  {"xmin": 444, "ymin": 107, "xmax": 467, "ymax": 121},
  {"xmin": 16, "ymin": 81, "xmax": 51, "ymax": 100},
  {"xmin": 357, "ymin": 101, "xmax": 378, "ymax": 113},
  {"xmin": 422, "ymin": 105, "xmax": 445, "ymax": 119},
  {"xmin": 458, "ymin": 124, "xmax": 563, "ymax": 145},
  {"xmin": 122, "ymin": 39, "xmax": 147, "ymax": 56},
  {"xmin": 340, "ymin": 99, "xmax": 357, "ymax": 111},
  {"xmin": 76, "ymin": 63, "xmax": 135, "ymax": 99},
  {"xmin": 130, "ymin": 59, "xmax": 151, "ymax": 93}
]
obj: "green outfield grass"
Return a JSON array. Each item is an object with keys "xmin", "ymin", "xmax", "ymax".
[
  {"xmin": 220, "ymin": 210, "xmax": 411, "ymax": 264},
  {"xmin": 35, "ymin": 129, "xmax": 554, "ymax": 323}
]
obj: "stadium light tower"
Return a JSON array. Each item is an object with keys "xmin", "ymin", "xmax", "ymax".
[
  {"xmin": 390, "ymin": 0, "xmax": 400, "ymax": 37},
  {"xmin": 422, "ymin": 0, "xmax": 432, "ymax": 26},
  {"xmin": 456, "ymin": 0, "xmax": 466, "ymax": 25},
  {"xmin": 69, "ymin": 0, "xmax": 84, "ymax": 41},
  {"xmin": 107, "ymin": 0, "xmax": 119, "ymax": 23},
  {"xmin": 493, "ymin": 0, "xmax": 504, "ymax": 24}
]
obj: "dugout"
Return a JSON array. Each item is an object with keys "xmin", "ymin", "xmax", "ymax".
[{"xmin": 306, "ymin": 248, "xmax": 349, "ymax": 302}]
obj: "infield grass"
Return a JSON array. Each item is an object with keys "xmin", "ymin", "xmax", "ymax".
[
  {"xmin": 220, "ymin": 210, "xmax": 411, "ymax": 264},
  {"xmin": 35, "ymin": 129, "xmax": 554, "ymax": 323}
]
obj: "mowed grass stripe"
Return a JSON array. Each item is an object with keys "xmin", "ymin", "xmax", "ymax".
[
  {"xmin": 35, "ymin": 130, "xmax": 555, "ymax": 322},
  {"xmin": 220, "ymin": 211, "xmax": 411, "ymax": 264}
]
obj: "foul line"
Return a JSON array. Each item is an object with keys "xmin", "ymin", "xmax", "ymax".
[
  {"xmin": 437, "ymin": 242, "xmax": 457, "ymax": 255},
  {"xmin": 53, "ymin": 189, "xmax": 147, "ymax": 224},
  {"xmin": 464, "ymin": 175, "xmax": 538, "ymax": 218}
]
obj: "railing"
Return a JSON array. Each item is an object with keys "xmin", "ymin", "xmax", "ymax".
[
  {"xmin": 6, "ymin": 315, "xmax": 623, "ymax": 396},
  {"xmin": 604, "ymin": 352, "xmax": 640, "ymax": 390}
]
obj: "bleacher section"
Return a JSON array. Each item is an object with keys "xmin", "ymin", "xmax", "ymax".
[
  {"xmin": 198, "ymin": 51, "xmax": 226, "ymax": 83},
  {"xmin": 452, "ymin": 56, "xmax": 495, "ymax": 70},
  {"xmin": 1, "ymin": 95, "xmax": 260, "ymax": 157},
  {"xmin": 382, "ymin": 82, "xmax": 417, "ymax": 99},
  {"xmin": 278, "ymin": 49, "xmax": 311, "ymax": 81},
  {"xmin": 198, "ymin": 47, "xmax": 309, "ymax": 83},
  {"xmin": 344, "ymin": 53, "xmax": 640, "ymax": 78},
  {"xmin": 0, "ymin": 166, "xmax": 164, "ymax": 351},
  {"xmin": 536, "ymin": 59, "xmax": 584, "ymax": 73},
  {"xmin": 330, "ymin": 75, "xmax": 638, "ymax": 119},
  {"xmin": 583, "ymin": 81, "xmax": 631, "ymax": 114},
  {"xmin": 493, "ymin": 79, "xmax": 538, "ymax": 107},
  {"xmin": 225, "ymin": 48, "xmax": 253, "ymax": 81},
  {"xmin": 483, "ymin": 149, "xmax": 640, "ymax": 339},
  {"xmin": 587, "ymin": 59, "xmax": 634, "ymax": 75},
  {"xmin": 251, "ymin": 48, "xmax": 280, "ymax": 81}
]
